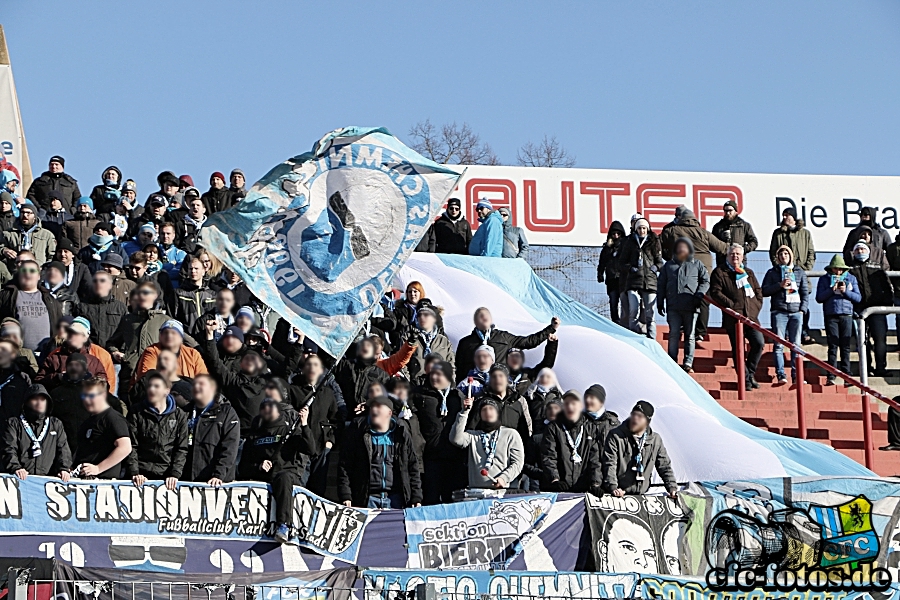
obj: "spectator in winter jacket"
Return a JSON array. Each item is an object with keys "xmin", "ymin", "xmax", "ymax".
[
  {"xmin": 711, "ymin": 200, "xmax": 759, "ymax": 267},
  {"xmin": 88, "ymin": 166, "xmax": 123, "ymax": 215},
  {"xmin": 1, "ymin": 384, "xmax": 72, "ymax": 480},
  {"xmin": 850, "ymin": 241, "xmax": 893, "ymax": 377},
  {"xmin": 2, "ymin": 203, "xmax": 57, "ymax": 267},
  {"xmin": 583, "ymin": 384, "xmax": 620, "ymax": 449},
  {"xmin": 541, "ymin": 390, "xmax": 601, "ymax": 493},
  {"xmin": 288, "ymin": 354, "xmax": 340, "ymax": 496},
  {"xmin": 191, "ymin": 288, "xmax": 236, "ymax": 342},
  {"xmin": 175, "ymin": 256, "xmax": 216, "ymax": 332},
  {"xmin": 133, "ymin": 320, "xmax": 207, "ymax": 386},
  {"xmin": 602, "ymin": 400, "xmax": 677, "ymax": 497},
  {"xmin": 0, "ymin": 169, "xmax": 19, "ymax": 217},
  {"xmin": 506, "ymin": 336, "xmax": 558, "ymax": 396},
  {"xmin": 100, "ymin": 254, "xmax": 135, "ymax": 306},
  {"xmin": 201, "ymin": 172, "xmax": 232, "ymax": 214},
  {"xmin": 379, "ymin": 281, "xmax": 445, "ymax": 350},
  {"xmin": 208, "ymin": 268, "xmax": 254, "ymax": 309},
  {"xmin": 181, "ymin": 191, "xmax": 207, "ymax": 254},
  {"xmin": 710, "ymin": 244, "xmax": 765, "ymax": 392},
  {"xmin": 433, "ymin": 198, "xmax": 472, "ymax": 254},
  {"xmin": 414, "ymin": 222, "xmax": 436, "ymax": 252},
  {"xmin": 406, "ymin": 298, "xmax": 455, "ymax": 382},
  {"xmin": 597, "ymin": 221, "xmax": 627, "ymax": 324},
  {"xmin": 339, "ymin": 395, "xmax": 423, "ymax": 508},
  {"xmin": 468, "ymin": 363, "xmax": 532, "ymax": 443},
  {"xmin": 455, "ymin": 307, "xmax": 557, "ymax": 380},
  {"xmin": 762, "ymin": 245, "xmax": 810, "ymax": 384},
  {"xmin": 41, "ymin": 261, "xmax": 78, "ymax": 316},
  {"xmin": 65, "ymin": 197, "xmax": 101, "ymax": 251},
  {"xmin": 497, "ymin": 208, "xmax": 529, "ymax": 259},
  {"xmin": 158, "ymin": 222, "xmax": 187, "ymax": 280},
  {"xmin": 0, "ymin": 194, "xmax": 16, "ymax": 234},
  {"xmin": 769, "ymin": 206, "xmax": 816, "ymax": 343},
  {"xmin": 39, "ymin": 191, "xmax": 72, "ymax": 240},
  {"xmin": 0, "ymin": 339, "xmax": 32, "ymax": 421},
  {"xmin": 523, "ymin": 368, "xmax": 562, "ymax": 434},
  {"xmin": 71, "ymin": 376, "xmax": 132, "ymax": 479},
  {"xmin": 0, "ymin": 260, "xmax": 63, "ymax": 355},
  {"xmin": 107, "ymin": 282, "xmax": 170, "ymax": 394},
  {"xmin": 660, "ymin": 208, "xmax": 726, "ymax": 341},
  {"xmin": 48, "ymin": 352, "xmax": 97, "ymax": 451},
  {"xmin": 457, "ymin": 344, "xmax": 495, "ymax": 398},
  {"xmin": 334, "ymin": 336, "xmax": 391, "ymax": 416},
  {"xmin": 468, "ymin": 199, "xmax": 503, "ymax": 257},
  {"xmin": 844, "ymin": 207, "xmax": 891, "ymax": 265},
  {"xmin": 123, "ymin": 223, "xmax": 158, "ymax": 258},
  {"xmin": 126, "ymin": 370, "xmax": 188, "ymax": 489},
  {"xmin": 619, "ymin": 219, "xmax": 663, "ymax": 338},
  {"xmin": 229, "ymin": 169, "xmax": 247, "ymax": 204},
  {"xmin": 37, "ymin": 317, "xmax": 114, "ymax": 390},
  {"xmin": 126, "ymin": 251, "xmax": 176, "ymax": 315},
  {"xmin": 451, "ymin": 395, "xmax": 524, "ymax": 489},
  {"xmin": 78, "ymin": 222, "xmax": 129, "ymax": 274},
  {"xmin": 413, "ymin": 360, "xmax": 468, "ymax": 504},
  {"xmin": 25, "ymin": 155, "xmax": 81, "ymax": 212},
  {"xmin": 657, "ymin": 237, "xmax": 709, "ymax": 372},
  {"xmin": 182, "ymin": 374, "xmax": 240, "ymax": 485},
  {"xmin": 55, "ymin": 237, "xmax": 92, "ymax": 300},
  {"xmin": 816, "ymin": 255, "xmax": 861, "ymax": 385},
  {"xmin": 888, "ymin": 234, "xmax": 900, "ymax": 315}
]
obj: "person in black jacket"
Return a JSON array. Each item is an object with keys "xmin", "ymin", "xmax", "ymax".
[
  {"xmin": 175, "ymin": 256, "xmax": 216, "ymax": 332},
  {"xmin": 288, "ymin": 353, "xmax": 339, "ymax": 496},
  {"xmin": 1, "ymin": 384, "xmax": 72, "ymax": 481},
  {"xmin": 190, "ymin": 288, "xmax": 236, "ymax": 342},
  {"xmin": 467, "ymin": 363, "xmax": 532, "ymax": 443},
  {"xmin": 182, "ymin": 374, "xmax": 240, "ymax": 485},
  {"xmin": 126, "ymin": 370, "xmax": 188, "ymax": 490},
  {"xmin": 40, "ymin": 191, "xmax": 73, "ymax": 241},
  {"xmin": 505, "ymin": 335, "xmax": 559, "ymax": 396},
  {"xmin": 583, "ymin": 384, "xmax": 620, "ymax": 449},
  {"xmin": 541, "ymin": 390, "xmax": 602, "ymax": 493},
  {"xmin": 240, "ymin": 397, "xmax": 316, "ymax": 543},
  {"xmin": 849, "ymin": 241, "xmax": 894, "ymax": 377},
  {"xmin": 75, "ymin": 271, "xmax": 127, "ymax": 348},
  {"xmin": 0, "ymin": 339, "xmax": 32, "ymax": 421},
  {"xmin": 711, "ymin": 200, "xmax": 759, "ymax": 267},
  {"xmin": 180, "ymin": 190, "xmax": 207, "ymax": 254},
  {"xmin": 414, "ymin": 223, "xmax": 436, "ymax": 253},
  {"xmin": 413, "ymin": 360, "xmax": 467, "ymax": 505},
  {"xmin": 40, "ymin": 262, "xmax": 78, "ymax": 316},
  {"xmin": 201, "ymin": 172, "xmax": 232, "ymax": 215},
  {"xmin": 25, "ymin": 156, "xmax": 81, "ymax": 212},
  {"xmin": 333, "ymin": 336, "xmax": 390, "ymax": 416},
  {"xmin": 203, "ymin": 319, "xmax": 268, "ymax": 437},
  {"xmin": 88, "ymin": 166, "xmax": 124, "ymax": 215},
  {"xmin": 597, "ymin": 220, "xmax": 627, "ymax": 324},
  {"xmin": 433, "ymin": 198, "xmax": 472, "ymax": 255},
  {"xmin": 455, "ymin": 307, "xmax": 558, "ymax": 380},
  {"xmin": 208, "ymin": 268, "xmax": 254, "ymax": 310},
  {"xmin": 55, "ymin": 238, "xmax": 93, "ymax": 301},
  {"xmin": 618, "ymin": 218, "xmax": 663, "ymax": 337},
  {"xmin": 338, "ymin": 395, "xmax": 423, "ymax": 509}
]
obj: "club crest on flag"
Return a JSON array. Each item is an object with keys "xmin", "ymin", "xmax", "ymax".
[{"xmin": 809, "ymin": 495, "xmax": 879, "ymax": 567}]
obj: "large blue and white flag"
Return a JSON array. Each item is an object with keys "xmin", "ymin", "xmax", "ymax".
[{"xmin": 200, "ymin": 127, "xmax": 461, "ymax": 357}]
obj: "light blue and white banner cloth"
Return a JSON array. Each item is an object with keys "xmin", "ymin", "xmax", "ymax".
[
  {"xmin": 201, "ymin": 127, "xmax": 461, "ymax": 357},
  {"xmin": 396, "ymin": 254, "xmax": 873, "ymax": 481},
  {"xmin": 403, "ymin": 493, "xmax": 557, "ymax": 569}
]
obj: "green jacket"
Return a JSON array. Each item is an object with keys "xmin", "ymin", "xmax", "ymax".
[
  {"xmin": 106, "ymin": 309, "xmax": 170, "ymax": 388},
  {"xmin": 2, "ymin": 221, "xmax": 57, "ymax": 266},
  {"xmin": 769, "ymin": 221, "xmax": 815, "ymax": 271}
]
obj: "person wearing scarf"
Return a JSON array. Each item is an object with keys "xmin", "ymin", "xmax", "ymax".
[
  {"xmin": 849, "ymin": 241, "xmax": 893, "ymax": 378},
  {"xmin": 434, "ymin": 197, "xmax": 473, "ymax": 254},
  {"xmin": 123, "ymin": 223, "xmax": 158, "ymax": 257},
  {"xmin": 601, "ymin": 400, "xmax": 677, "ymax": 498},
  {"xmin": 582, "ymin": 384, "xmax": 621, "ymax": 449},
  {"xmin": 619, "ymin": 218, "xmax": 663, "ymax": 338},
  {"xmin": 710, "ymin": 244, "xmax": 764, "ymax": 392},
  {"xmin": 450, "ymin": 396, "xmax": 523, "ymax": 490},
  {"xmin": 524, "ymin": 368, "xmax": 562, "ymax": 434},
  {"xmin": 407, "ymin": 298, "xmax": 454, "ymax": 383},
  {"xmin": 762, "ymin": 245, "xmax": 810, "ymax": 385},
  {"xmin": 1, "ymin": 384, "xmax": 71, "ymax": 480},
  {"xmin": 0, "ymin": 170, "xmax": 20, "ymax": 225},
  {"xmin": 456, "ymin": 344, "xmax": 494, "ymax": 398},
  {"xmin": 541, "ymin": 390, "xmax": 601, "ymax": 493},
  {"xmin": 182, "ymin": 187, "xmax": 208, "ymax": 253}
]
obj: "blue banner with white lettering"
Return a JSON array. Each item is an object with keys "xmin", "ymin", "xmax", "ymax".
[
  {"xmin": 200, "ymin": 126, "xmax": 462, "ymax": 357},
  {"xmin": 403, "ymin": 493, "xmax": 557, "ymax": 569},
  {"xmin": 0, "ymin": 475, "xmax": 371, "ymax": 563}
]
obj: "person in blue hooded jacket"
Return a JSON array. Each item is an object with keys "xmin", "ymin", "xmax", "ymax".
[
  {"xmin": 762, "ymin": 245, "xmax": 810, "ymax": 385},
  {"xmin": 126, "ymin": 369, "xmax": 188, "ymax": 490},
  {"xmin": 815, "ymin": 254, "xmax": 861, "ymax": 385},
  {"xmin": 468, "ymin": 199, "xmax": 503, "ymax": 257}
]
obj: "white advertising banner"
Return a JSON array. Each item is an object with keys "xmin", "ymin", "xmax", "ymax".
[
  {"xmin": 0, "ymin": 64, "xmax": 27, "ymax": 177},
  {"xmin": 449, "ymin": 164, "xmax": 900, "ymax": 252}
]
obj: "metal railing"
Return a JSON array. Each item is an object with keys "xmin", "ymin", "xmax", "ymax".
[{"xmin": 705, "ymin": 295, "xmax": 900, "ymax": 470}]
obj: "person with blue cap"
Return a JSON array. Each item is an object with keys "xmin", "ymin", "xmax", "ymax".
[
  {"xmin": 468, "ymin": 198, "xmax": 504, "ymax": 257},
  {"xmin": 64, "ymin": 197, "xmax": 100, "ymax": 251}
]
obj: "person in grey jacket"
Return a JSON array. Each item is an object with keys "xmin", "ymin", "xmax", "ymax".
[
  {"xmin": 498, "ymin": 208, "xmax": 529, "ymax": 259},
  {"xmin": 657, "ymin": 238, "xmax": 709, "ymax": 372},
  {"xmin": 451, "ymin": 396, "xmax": 524, "ymax": 489},
  {"xmin": 761, "ymin": 245, "xmax": 810, "ymax": 385},
  {"xmin": 602, "ymin": 401, "xmax": 677, "ymax": 497},
  {"xmin": 405, "ymin": 298, "xmax": 455, "ymax": 382}
]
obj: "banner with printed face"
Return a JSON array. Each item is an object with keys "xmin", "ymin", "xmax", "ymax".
[
  {"xmin": 362, "ymin": 569, "xmax": 640, "ymax": 600},
  {"xmin": 449, "ymin": 164, "xmax": 900, "ymax": 252},
  {"xmin": 403, "ymin": 493, "xmax": 556, "ymax": 569},
  {"xmin": 200, "ymin": 126, "xmax": 461, "ymax": 357},
  {"xmin": 587, "ymin": 477, "xmax": 900, "ymax": 596},
  {"xmin": 0, "ymin": 475, "xmax": 371, "ymax": 564}
]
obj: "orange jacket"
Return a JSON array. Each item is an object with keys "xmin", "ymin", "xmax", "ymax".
[
  {"xmin": 376, "ymin": 341, "xmax": 415, "ymax": 376},
  {"xmin": 87, "ymin": 343, "xmax": 115, "ymax": 388},
  {"xmin": 132, "ymin": 343, "xmax": 208, "ymax": 386}
]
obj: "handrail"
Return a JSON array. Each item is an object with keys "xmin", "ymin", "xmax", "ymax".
[{"xmin": 705, "ymin": 295, "xmax": 900, "ymax": 471}]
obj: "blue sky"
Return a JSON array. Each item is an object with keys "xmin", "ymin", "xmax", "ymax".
[{"xmin": 4, "ymin": 1, "xmax": 899, "ymax": 196}]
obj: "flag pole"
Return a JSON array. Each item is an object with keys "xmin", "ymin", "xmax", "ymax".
[{"xmin": 0, "ymin": 25, "xmax": 33, "ymax": 190}]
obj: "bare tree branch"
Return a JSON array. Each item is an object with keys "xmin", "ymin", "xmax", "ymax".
[
  {"xmin": 408, "ymin": 119, "xmax": 500, "ymax": 165},
  {"xmin": 516, "ymin": 135, "xmax": 576, "ymax": 168}
]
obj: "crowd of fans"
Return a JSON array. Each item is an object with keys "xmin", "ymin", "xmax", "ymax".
[
  {"xmin": 0, "ymin": 157, "xmax": 677, "ymax": 546},
  {"xmin": 597, "ymin": 202, "xmax": 900, "ymax": 391}
]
